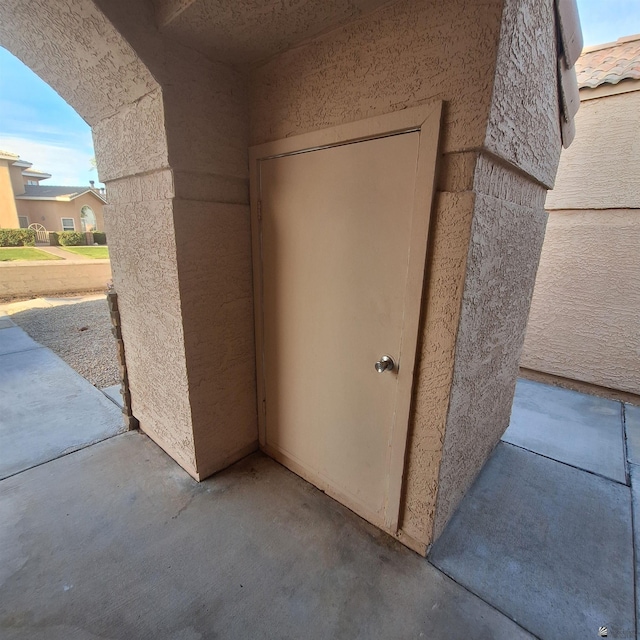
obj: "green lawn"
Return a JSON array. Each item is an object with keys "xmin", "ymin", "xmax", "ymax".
[
  {"xmin": 61, "ymin": 246, "xmax": 110, "ymax": 259},
  {"xmin": 0, "ymin": 247, "xmax": 62, "ymax": 261}
]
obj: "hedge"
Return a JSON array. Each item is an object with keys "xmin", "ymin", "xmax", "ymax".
[
  {"xmin": 0, "ymin": 228, "xmax": 36, "ymax": 246},
  {"xmin": 57, "ymin": 231, "xmax": 86, "ymax": 246},
  {"xmin": 93, "ymin": 231, "xmax": 107, "ymax": 245}
]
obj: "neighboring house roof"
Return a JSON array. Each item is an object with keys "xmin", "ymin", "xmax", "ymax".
[
  {"xmin": 577, "ymin": 34, "xmax": 640, "ymax": 89},
  {"xmin": 0, "ymin": 150, "xmax": 20, "ymax": 162},
  {"xmin": 15, "ymin": 185, "xmax": 107, "ymax": 203},
  {"xmin": 22, "ymin": 169, "xmax": 52, "ymax": 179}
]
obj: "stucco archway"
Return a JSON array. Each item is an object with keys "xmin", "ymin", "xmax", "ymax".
[{"xmin": 0, "ymin": 0, "xmax": 258, "ymax": 481}]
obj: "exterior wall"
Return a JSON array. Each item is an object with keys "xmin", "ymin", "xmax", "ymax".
[
  {"xmin": 9, "ymin": 165, "xmax": 25, "ymax": 196},
  {"xmin": 545, "ymin": 85, "xmax": 640, "ymax": 211},
  {"xmin": 15, "ymin": 193, "xmax": 106, "ymax": 232},
  {"xmin": 0, "ymin": 259, "xmax": 112, "ymax": 298},
  {"xmin": 523, "ymin": 83, "xmax": 640, "ymax": 396},
  {"xmin": 432, "ymin": 0, "xmax": 561, "ymax": 539},
  {"xmin": 0, "ymin": 160, "xmax": 19, "ymax": 228},
  {"xmin": 250, "ymin": 0, "xmax": 562, "ymax": 550},
  {"xmin": 521, "ymin": 209, "xmax": 640, "ymax": 395}
]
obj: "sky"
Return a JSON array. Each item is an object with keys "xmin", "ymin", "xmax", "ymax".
[{"xmin": 0, "ymin": 0, "xmax": 639, "ymax": 187}]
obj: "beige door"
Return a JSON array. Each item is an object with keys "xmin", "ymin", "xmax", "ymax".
[{"xmin": 251, "ymin": 106, "xmax": 441, "ymax": 533}]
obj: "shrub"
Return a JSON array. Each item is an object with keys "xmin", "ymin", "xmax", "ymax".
[
  {"xmin": 49, "ymin": 232, "xmax": 60, "ymax": 246},
  {"xmin": 93, "ymin": 231, "xmax": 107, "ymax": 245},
  {"xmin": 58, "ymin": 231, "xmax": 86, "ymax": 246},
  {"xmin": 0, "ymin": 228, "xmax": 36, "ymax": 246}
]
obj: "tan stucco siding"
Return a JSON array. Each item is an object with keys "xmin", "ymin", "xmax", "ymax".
[
  {"xmin": 545, "ymin": 85, "xmax": 640, "ymax": 210},
  {"xmin": 9, "ymin": 165, "xmax": 25, "ymax": 196},
  {"xmin": 521, "ymin": 209, "xmax": 640, "ymax": 395},
  {"xmin": 15, "ymin": 193, "xmax": 105, "ymax": 233},
  {"xmin": 0, "ymin": 160, "xmax": 19, "ymax": 228}
]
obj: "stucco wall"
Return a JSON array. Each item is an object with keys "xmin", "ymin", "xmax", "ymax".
[
  {"xmin": 9, "ymin": 165, "xmax": 25, "ymax": 196},
  {"xmin": 250, "ymin": 0, "xmax": 562, "ymax": 550},
  {"xmin": 546, "ymin": 86, "xmax": 640, "ymax": 211},
  {"xmin": 15, "ymin": 193, "xmax": 106, "ymax": 232},
  {"xmin": 521, "ymin": 209, "xmax": 640, "ymax": 395},
  {"xmin": 0, "ymin": 160, "xmax": 19, "ymax": 228},
  {"xmin": 432, "ymin": 0, "xmax": 561, "ymax": 539},
  {"xmin": 0, "ymin": 260, "xmax": 112, "ymax": 298}
]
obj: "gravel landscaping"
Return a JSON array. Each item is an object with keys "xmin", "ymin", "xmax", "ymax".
[{"xmin": 8, "ymin": 296, "xmax": 119, "ymax": 388}]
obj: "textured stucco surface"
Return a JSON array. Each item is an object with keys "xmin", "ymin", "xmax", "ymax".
[
  {"xmin": 155, "ymin": 0, "xmax": 392, "ymax": 65},
  {"xmin": 521, "ymin": 210, "xmax": 640, "ymax": 395},
  {"xmin": 0, "ymin": 261, "xmax": 113, "ymax": 298},
  {"xmin": 433, "ymin": 162, "xmax": 548, "ymax": 539},
  {"xmin": 400, "ymin": 192, "xmax": 475, "ymax": 543},
  {"xmin": 545, "ymin": 88, "xmax": 640, "ymax": 210},
  {"xmin": 0, "ymin": 0, "xmax": 156, "ymax": 125},
  {"xmin": 173, "ymin": 201, "xmax": 258, "ymax": 478},
  {"xmin": 250, "ymin": 0, "xmax": 504, "ymax": 153},
  {"xmin": 104, "ymin": 176, "xmax": 198, "ymax": 475},
  {"xmin": 485, "ymin": 0, "xmax": 561, "ymax": 189}
]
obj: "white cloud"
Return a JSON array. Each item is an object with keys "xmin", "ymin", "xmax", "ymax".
[{"xmin": 0, "ymin": 136, "xmax": 100, "ymax": 187}]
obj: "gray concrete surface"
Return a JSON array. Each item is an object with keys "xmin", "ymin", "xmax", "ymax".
[
  {"xmin": 0, "ymin": 314, "xmax": 15, "ymax": 330},
  {"xmin": 430, "ymin": 442, "xmax": 635, "ymax": 640},
  {"xmin": 0, "ymin": 326, "xmax": 124, "ymax": 479},
  {"xmin": 503, "ymin": 378, "xmax": 626, "ymax": 483},
  {"xmin": 0, "ymin": 432, "xmax": 534, "ymax": 640},
  {"xmin": 630, "ymin": 465, "xmax": 640, "ymax": 640},
  {"xmin": 626, "ymin": 404, "xmax": 640, "ymax": 467},
  {"xmin": 102, "ymin": 383, "xmax": 123, "ymax": 408},
  {"xmin": 0, "ymin": 325, "xmax": 41, "ymax": 356}
]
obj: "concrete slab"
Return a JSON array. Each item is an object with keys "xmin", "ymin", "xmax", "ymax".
[
  {"xmin": 0, "ymin": 433, "xmax": 534, "ymax": 640},
  {"xmin": 630, "ymin": 465, "xmax": 640, "ymax": 640},
  {"xmin": 0, "ymin": 346, "xmax": 124, "ymax": 479},
  {"xmin": 626, "ymin": 404, "xmax": 640, "ymax": 467},
  {"xmin": 0, "ymin": 315, "xmax": 15, "ymax": 329},
  {"xmin": 503, "ymin": 378, "xmax": 626, "ymax": 483},
  {"xmin": 102, "ymin": 383, "xmax": 123, "ymax": 408},
  {"xmin": 0, "ymin": 326, "xmax": 41, "ymax": 356},
  {"xmin": 430, "ymin": 442, "xmax": 635, "ymax": 640}
]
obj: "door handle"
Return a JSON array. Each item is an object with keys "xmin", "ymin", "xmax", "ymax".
[{"xmin": 375, "ymin": 355, "xmax": 395, "ymax": 373}]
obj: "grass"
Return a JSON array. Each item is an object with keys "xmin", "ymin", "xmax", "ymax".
[
  {"xmin": 0, "ymin": 247, "xmax": 62, "ymax": 261},
  {"xmin": 60, "ymin": 246, "xmax": 110, "ymax": 259}
]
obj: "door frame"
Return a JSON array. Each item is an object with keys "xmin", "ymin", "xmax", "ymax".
[{"xmin": 249, "ymin": 102, "xmax": 442, "ymax": 534}]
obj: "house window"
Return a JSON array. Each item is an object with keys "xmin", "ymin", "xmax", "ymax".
[
  {"xmin": 26, "ymin": 179, "xmax": 37, "ymax": 185},
  {"xmin": 18, "ymin": 216, "xmax": 29, "ymax": 229},
  {"xmin": 61, "ymin": 218, "xmax": 75, "ymax": 231}
]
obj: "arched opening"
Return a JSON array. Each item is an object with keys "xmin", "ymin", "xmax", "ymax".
[{"xmin": 80, "ymin": 205, "xmax": 97, "ymax": 232}]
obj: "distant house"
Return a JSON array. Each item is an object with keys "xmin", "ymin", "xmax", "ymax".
[
  {"xmin": 0, "ymin": 150, "xmax": 107, "ymax": 234},
  {"xmin": 521, "ymin": 34, "xmax": 640, "ymax": 398}
]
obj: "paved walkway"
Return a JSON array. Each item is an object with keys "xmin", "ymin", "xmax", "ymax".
[
  {"xmin": 0, "ymin": 314, "xmax": 124, "ymax": 479},
  {"xmin": 432, "ymin": 379, "xmax": 638, "ymax": 640},
  {"xmin": 35, "ymin": 245, "xmax": 95, "ymax": 260},
  {"xmin": 0, "ymin": 374, "xmax": 637, "ymax": 639}
]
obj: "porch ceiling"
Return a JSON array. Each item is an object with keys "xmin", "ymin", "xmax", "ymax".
[{"xmin": 152, "ymin": 0, "xmax": 392, "ymax": 65}]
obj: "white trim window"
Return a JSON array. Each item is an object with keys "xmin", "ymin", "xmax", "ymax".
[
  {"xmin": 61, "ymin": 218, "xmax": 76, "ymax": 231},
  {"xmin": 18, "ymin": 216, "xmax": 29, "ymax": 229}
]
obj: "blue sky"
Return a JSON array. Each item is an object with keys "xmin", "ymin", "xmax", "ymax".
[{"xmin": 0, "ymin": 1, "xmax": 639, "ymax": 187}]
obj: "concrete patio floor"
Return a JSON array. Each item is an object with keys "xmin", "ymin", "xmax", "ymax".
[{"xmin": 1, "ymin": 376, "xmax": 638, "ymax": 639}]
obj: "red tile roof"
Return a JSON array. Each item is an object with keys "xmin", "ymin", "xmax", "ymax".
[{"xmin": 577, "ymin": 34, "xmax": 640, "ymax": 89}]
